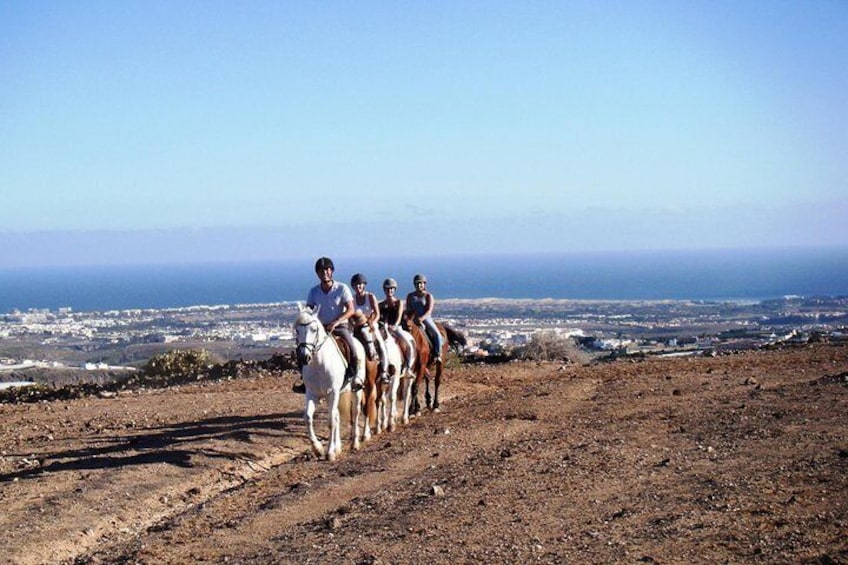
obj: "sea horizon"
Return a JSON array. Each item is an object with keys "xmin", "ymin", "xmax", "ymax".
[{"xmin": 1, "ymin": 247, "xmax": 846, "ymax": 313}]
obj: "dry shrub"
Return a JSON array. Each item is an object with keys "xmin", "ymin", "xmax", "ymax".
[
  {"xmin": 514, "ymin": 331, "xmax": 593, "ymax": 365},
  {"xmin": 143, "ymin": 349, "xmax": 220, "ymax": 380}
]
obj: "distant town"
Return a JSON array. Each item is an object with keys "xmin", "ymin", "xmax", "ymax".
[{"xmin": 1, "ymin": 296, "xmax": 847, "ymax": 383}]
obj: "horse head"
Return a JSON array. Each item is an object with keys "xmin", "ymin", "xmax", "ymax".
[
  {"xmin": 293, "ymin": 304, "xmax": 325, "ymax": 367},
  {"xmin": 351, "ymin": 312, "xmax": 378, "ymax": 360},
  {"xmin": 401, "ymin": 310, "xmax": 418, "ymax": 332}
]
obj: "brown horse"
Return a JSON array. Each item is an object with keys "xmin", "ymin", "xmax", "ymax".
[
  {"xmin": 402, "ymin": 312, "xmax": 465, "ymax": 414},
  {"xmin": 352, "ymin": 322, "xmax": 380, "ymax": 441}
]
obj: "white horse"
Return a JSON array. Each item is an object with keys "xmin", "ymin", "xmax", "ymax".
[
  {"xmin": 378, "ymin": 322, "xmax": 416, "ymax": 430},
  {"xmin": 293, "ymin": 304, "xmax": 365, "ymax": 461}
]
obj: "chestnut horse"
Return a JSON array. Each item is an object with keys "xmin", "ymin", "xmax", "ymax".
[
  {"xmin": 402, "ymin": 312, "xmax": 466, "ymax": 415},
  {"xmin": 354, "ymin": 322, "xmax": 381, "ymax": 441}
]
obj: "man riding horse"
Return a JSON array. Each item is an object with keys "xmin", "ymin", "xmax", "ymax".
[{"xmin": 297, "ymin": 257, "xmax": 362, "ymax": 392}]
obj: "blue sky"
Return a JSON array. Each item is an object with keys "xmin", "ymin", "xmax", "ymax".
[{"xmin": 1, "ymin": 1, "xmax": 846, "ymax": 267}]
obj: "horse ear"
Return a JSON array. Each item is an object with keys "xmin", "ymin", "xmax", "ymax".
[
  {"xmin": 313, "ymin": 304, "xmax": 321, "ymax": 317},
  {"xmin": 296, "ymin": 301, "xmax": 304, "ymax": 312}
]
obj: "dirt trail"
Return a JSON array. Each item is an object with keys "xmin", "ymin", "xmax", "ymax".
[{"xmin": 1, "ymin": 345, "xmax": 847, "ymax": 564}]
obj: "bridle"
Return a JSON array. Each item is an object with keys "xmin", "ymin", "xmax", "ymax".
[{"xmin": 296, "ymin": 318, "xmax": 330, "ymax": 356}]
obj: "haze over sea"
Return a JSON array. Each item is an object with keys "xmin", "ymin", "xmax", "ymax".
[{"xmin": 1, "ymin": 248, "xmax": 846, "ymax": 313}]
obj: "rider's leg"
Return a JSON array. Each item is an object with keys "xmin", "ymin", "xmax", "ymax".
[
  {"xmin": 372, "ymin": 325, "xmax": 389, "ymax": 381},
  {"xmin": 422, "ymin": 318, "xmax": 444, "ymax": 361},
  {"xmin": 333, "ymin": 326, "xmax": 360, "ymax": 385}
]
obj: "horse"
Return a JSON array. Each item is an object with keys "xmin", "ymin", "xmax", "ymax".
[
  {"xmin": 375, "ymin": 322, "xmax": 413, "ymax": 431},
  {"xmin": 402, "ymin": 312, "xmax": 466, "ymax": 415},
  {"xmin": 352, "ymin": 320, "xmax": 380, "ymax": 442},
  {"xmin": 293, "ymin": 304, "xmax": 365, "ymax": 461}
]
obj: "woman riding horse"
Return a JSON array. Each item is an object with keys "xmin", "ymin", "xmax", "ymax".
[{"xmin": 405, "ymin": 273, "xmax": 445, "ymax": 362}]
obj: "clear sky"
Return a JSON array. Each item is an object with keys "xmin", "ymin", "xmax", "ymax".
[{"xmin": 1, "ymin": 1, "xmax": 846, "ymax": 267}]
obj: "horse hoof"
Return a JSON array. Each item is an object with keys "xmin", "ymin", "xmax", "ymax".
[{"xmin": 432, "ymin": 407, "xmax": 441, "ymax": 413}]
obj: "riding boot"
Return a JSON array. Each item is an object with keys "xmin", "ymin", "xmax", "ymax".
[{"xmin": 343, "ymin": 362, "xmax": 362, "ymax": 392}]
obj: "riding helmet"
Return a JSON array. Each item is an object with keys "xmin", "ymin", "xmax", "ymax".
[
  {"xmin": 350, "ymin": 273, "xmax": 367, "ymax": 286},
  {"xmin": 314, "ymin": 256, "xmax": 334, "ymax": 273},
  {"xmin": 413, "ymin": 274, "xmax": 428, "ymax": 285},
  {"xmin": 383, "ymin": 277, "xmax": 398, "ymax": 289}
]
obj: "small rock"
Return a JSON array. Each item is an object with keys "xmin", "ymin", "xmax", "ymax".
[{"xmin": 431, "ymin": 485, "xmax": 445, "ymax": 497}]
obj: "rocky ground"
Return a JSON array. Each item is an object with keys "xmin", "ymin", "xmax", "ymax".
[{"xmin": 1, "ymin": 344, "xmax": 846, "ymax": 564}]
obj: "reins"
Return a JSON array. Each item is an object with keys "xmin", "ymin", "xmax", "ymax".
[{"xmin": 296, "ymin": 318, "xmax": 348, "ymax": 367}]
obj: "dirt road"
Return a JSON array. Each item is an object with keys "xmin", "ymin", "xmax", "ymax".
[{"xmin": 1, "ymin": 344, "xmax": 846, "ymax": 564}]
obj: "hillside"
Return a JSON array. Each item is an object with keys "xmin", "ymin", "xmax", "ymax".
[{"xmin": 0, "ymin": 343, "xmax": 846, "ymax": 564}]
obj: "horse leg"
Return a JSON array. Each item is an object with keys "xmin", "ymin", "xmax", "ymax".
[
  {"xmin": 305, "ymin": 394, "xmax": 326, "ymax": 459},
  {"xmin": 400, "ymin": 375, "xmax": 413, "ymax": 425},
  {"xmin": 363, "ymin": 361, "xmax": 379, "ymax": 441},
  {"xmin": 324, "ymin": 391, "xmax": 342, "ymax": 461},
  {"xmin": 374, "ymin": 380, "xmax": 383, "ymax": 434},
  {"xmin": 424, "ymin": 369, "xmax": 433, "ymax": 410},
  {"xmin": 362, "ymin": 384, "xmax": 373, "ymax": 443},
  {"xmin": 375, "ymin": 387, "xmax": 384, "ymax": 434},
  {"xmin": 379, "ymin": 383, "xmax": 390, "ymax": 433},
  {"xmin": 432, "ymin": 362, "xmax": 442, "ymax": 412},
  {"xmin": 350, "ymin": 389, "xmax": 362, "ymax": 451},
  {"xmin": 410, "ymin": 380, "xmax": 421, "ymax": 416},
  {"xmin": 388, "ymin": 372, "xmax": 400, "ymax": 432}
]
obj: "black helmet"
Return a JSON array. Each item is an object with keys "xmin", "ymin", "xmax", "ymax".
[
  {"xmin": 350, "ymin": 273, "xmax": 367, "ymax": 286},
  {"xmin": 413, "ymin": 273, "xmax": 427, "ymax": 284},
  {"xmin": 383, "ymin": 277, "xmax": 397, "ymax": 289},
  {"xmin": 314, "ymin": 257, "xmax": 334, "ymax": 273}
]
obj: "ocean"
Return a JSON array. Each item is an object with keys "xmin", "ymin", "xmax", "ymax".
[{"xmin": 1, "ymin": 247, "xmax": 846, "ymax": 313}]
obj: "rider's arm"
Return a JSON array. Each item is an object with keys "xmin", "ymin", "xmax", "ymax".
[
  {"xmin": 327, "ymin": 298, "xmax": 355, "ymax": 331},
  {"xmin": 368, "ymin": 293, "xmax": 380, "ymax": 325}
]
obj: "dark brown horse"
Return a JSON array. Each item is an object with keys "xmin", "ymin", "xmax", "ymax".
[{"xmin": 402, "ymin": 312, "xmax": 465, "ymax": 414}]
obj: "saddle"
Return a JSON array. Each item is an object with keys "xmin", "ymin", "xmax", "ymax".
[
  {"xmin": 421, "ymin": 323, "xmax": 442, "ymax": 362},
  {"xmin": 333, "ymin": 335, "xmax": 356, "ymax": 368}
]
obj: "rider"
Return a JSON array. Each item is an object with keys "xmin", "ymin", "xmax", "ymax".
[
  {"xmin": 304, "ymin": 257, "xmax": 362, "ymax": 391},
  {"xmin": 379, "ymin": 277, "xmax": 416, "ymax": 372},
  {"xmin": 405, "ymin": 273, "xmax": 445, "ymax": 363},
  {"xmin": 350, "ymin": 273, "xmax": 390, "ymax": 383}
]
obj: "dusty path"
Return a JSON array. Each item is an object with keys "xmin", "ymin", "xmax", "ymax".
[{"xmin": 1, "ymin": 344, "xmax": 847, "ymax": 564}]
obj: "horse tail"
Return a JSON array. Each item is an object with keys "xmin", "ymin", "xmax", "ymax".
[{"xmin": 443, "ymin": 323, "xmax": 467, "ymax": 350}]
